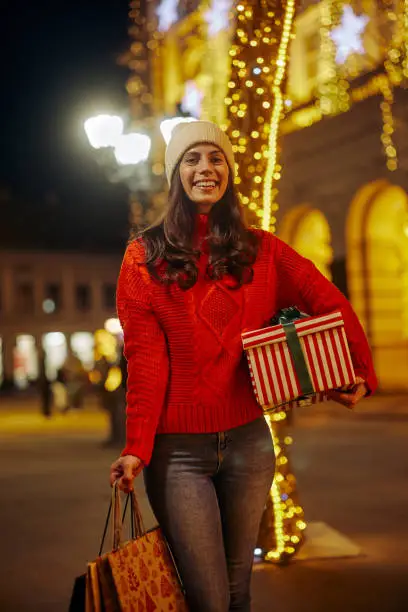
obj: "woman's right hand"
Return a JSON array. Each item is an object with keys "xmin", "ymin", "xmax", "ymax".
[{"xmin": 109, "ymin": 455, "xmax": 144, "ymax": 493}]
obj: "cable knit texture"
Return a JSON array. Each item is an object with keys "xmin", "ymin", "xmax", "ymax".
[{"xmin": 117, "ymin": 215, "xmax": 377, "ymax": 464}]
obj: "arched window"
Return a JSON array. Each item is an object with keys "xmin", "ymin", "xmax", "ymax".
[
  {"xmin": 279, "ymin": 204, "xmax": 333, "ymax": 280},
  {"xmin": 347, "ymin": 180, "xmax": 408, "ymax": 390}
]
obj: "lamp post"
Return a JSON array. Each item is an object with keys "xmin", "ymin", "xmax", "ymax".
[
  {"xmin": 83, "ymin": 113, "xmax": 195, "ymax": 226},
  {"xmin": 83, "ymin": 114, "xmax": 151, "ymax": 165}
]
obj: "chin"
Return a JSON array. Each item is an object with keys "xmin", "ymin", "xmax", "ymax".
[
  {"xmin": 190, "ymin": 194, "xmax": 216, "ymax": 205},
  {"xmin": 199, "ymin": 197, "xmax": 218, "ymax": 205},
  {"xmin": 194, "ymin": 200, "xmax": 216, "ymax": 214}
]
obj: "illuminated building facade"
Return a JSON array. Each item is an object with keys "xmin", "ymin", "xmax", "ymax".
[
  {"xmin": 124, "ymin": 0, "xmax": 408, "ymax": 391},
  {"xmin": 0, "ymin": 250, "xmax": 121, "ymax": 388}
]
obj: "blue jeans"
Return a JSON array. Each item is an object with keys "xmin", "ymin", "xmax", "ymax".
[{"xmin": 144, "ymin": 416, "xmax": 275, "ymax": 612}]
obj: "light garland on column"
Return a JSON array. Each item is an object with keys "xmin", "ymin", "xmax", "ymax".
[
  {"xmin": 258, "ymin": 412, "xmax": 306, "ymax": 563},
  {"xmin": 225, "ymin": 1, "xmax": 300, "ymax": 230},
  {"xmin": 262, "ymin": 0, "xmax": 296, "ymax": 232},
  {"xmin": 260, "ymin": 0, "xmax": 305, "ymax": 563},
  {"xmin": 225, "ymin": 0, "xmax": 305, "ymax": 564}
]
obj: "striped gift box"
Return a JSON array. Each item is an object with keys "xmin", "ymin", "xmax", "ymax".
[{"xmin": 242, "ymin": 311, "xmax": 355, "ymax": 410}]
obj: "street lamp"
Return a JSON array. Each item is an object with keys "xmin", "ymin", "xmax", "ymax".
[
  {"xmin": 114, "ymin": 133, "xmax": 151, "ymax": 165},
  {"xmin": 84, "ymin": 115, "xmax": 151, "ymax": 166},
  {"xmin": 84, "ymin": 114, "xmax": 124, "ymax": 149},
  {"xmin": 84, "ymin": 112, "xmax": 161, "ymax": 225}
]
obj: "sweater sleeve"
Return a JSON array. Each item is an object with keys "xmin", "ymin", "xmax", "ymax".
[
  {"xmin": 274, "ymin": 237, "xmax": 377, "ymax": 395},
  {"xmin": 116, "ymin": 241, "xmax": 169, "ymax": 464}
]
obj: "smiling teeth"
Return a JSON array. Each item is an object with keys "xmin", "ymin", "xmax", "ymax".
[{"xmin": 195, "ymin": 181, "xmax": 216, "ymax": 187}]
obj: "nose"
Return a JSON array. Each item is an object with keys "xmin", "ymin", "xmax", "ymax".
[{"xmin": 196, "ymin": 156, "xmax": 212, "ymax": 174}]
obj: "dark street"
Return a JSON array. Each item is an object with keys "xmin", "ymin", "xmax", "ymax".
[{"xmin": 1, "ymin": 395, "xmax": 407, "ymax": 611}]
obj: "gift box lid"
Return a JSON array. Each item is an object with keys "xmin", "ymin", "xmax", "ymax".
[{"xmin": 242, "ymin": 310, "xmax": 344, "ymax": 350}]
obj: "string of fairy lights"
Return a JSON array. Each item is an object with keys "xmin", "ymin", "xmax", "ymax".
[
  {"xmin": 262, "ymin": 0, "xmax": 296, "ymax": 236},
  {"xmin": 225, "ymin": 1, "xmax": 301, "ymax": 233},
  {"xmin": 225, "ymin": 0, "xmax": 305, "ymax": 564},
  {"xmin": 260, "ymin": 412, "xmax": 307, "ymax": 562},
  {"xmin": 284, "ymin": 0, "xmax": 408, "ymax": 173},
  {"xmin": 318, "ymin": 0, "xmax": 350, "ymax": 116}
]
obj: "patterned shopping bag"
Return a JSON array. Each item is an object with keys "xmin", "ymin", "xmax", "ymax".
[{"xmin": 90, "ymin": 484, "xmax": 188, "ymax": 612}]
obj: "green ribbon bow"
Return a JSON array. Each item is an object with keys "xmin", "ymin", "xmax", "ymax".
[{"xmin": 271, "ymin": 307, "xmax": 314, "ymax": 397}]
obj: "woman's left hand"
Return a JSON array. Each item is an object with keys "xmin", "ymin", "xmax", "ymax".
[{"xmin": 327, "ymin": 376, "xmax": 368, "ymax": 409}]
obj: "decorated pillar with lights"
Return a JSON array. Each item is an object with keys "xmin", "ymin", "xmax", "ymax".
[
  {"xmin": 224, "ymin": 0, "xmax": 306, "ymax": 564},
  {"xmin": 225, "ymin": 0, "xmax": 298, "ymax": 232}
]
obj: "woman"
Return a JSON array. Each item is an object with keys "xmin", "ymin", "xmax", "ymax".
[{"xmin": 110, "ymin": 121, "xmax": 377, "ymax": 611}]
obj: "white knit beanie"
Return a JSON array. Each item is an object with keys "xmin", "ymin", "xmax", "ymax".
[{"xmin": 165, "ymin": 120, "xmax": 235, "ymax": 185}]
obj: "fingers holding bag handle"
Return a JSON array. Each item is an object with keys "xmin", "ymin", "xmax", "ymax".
[{"xmin": 109, "ymin": 455, "xmax": 144, "ymax": 493}]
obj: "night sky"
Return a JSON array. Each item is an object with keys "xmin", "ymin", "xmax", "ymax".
[{"xmin": 0, "ymin": 0, "xmax": 132, "ymax": 251}]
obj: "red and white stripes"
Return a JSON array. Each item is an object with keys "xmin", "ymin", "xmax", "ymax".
[{"xmin": 242, "ymin": 311, "xmax": 355, "ymax": 409}]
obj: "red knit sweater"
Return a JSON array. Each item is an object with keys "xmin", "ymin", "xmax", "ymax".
[{"xmin": 117, "ymin": 215, "xmax": 377, "ymax": 464}]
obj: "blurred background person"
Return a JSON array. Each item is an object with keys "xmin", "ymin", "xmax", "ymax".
[
  {"xmin": 57, "ymin": 350, "xmax": 87, "ymax": 414},
  {"xmin": 91, "ymin": 330, "xmax": 126, "ymax": 447},
  {"xmin": 38, "ymin": 346, "xmax": 52, "ymax": 419}
]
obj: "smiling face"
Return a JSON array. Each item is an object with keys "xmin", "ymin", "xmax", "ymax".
[{"xmin": 179, "ymin": 144, "xmax": 230, "ymax": 214}]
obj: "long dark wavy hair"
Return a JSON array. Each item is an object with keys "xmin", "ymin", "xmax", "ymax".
[{"xmin": 132, "ymin": 164, "xmax": 259, "ymax": 290}]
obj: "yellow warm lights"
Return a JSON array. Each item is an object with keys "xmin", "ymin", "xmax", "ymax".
[
  {"xmin": 283, "ymin": 0, "xmax": 408, "ymax": 172},
  {"xmin": 318, "ymin": 0, "xmax": 350, "ymax": 115},
  {"xmin": 379, "ymin": 76, "xmax": 398, "ymax": 171},
  {"xmin": 227, "ymin": 0, "xmax": 298, "ymax": 221},
  {"xmin": 225, "ymin": 0, "xmax": 303, "ymax": 563},
  {"xmin": 262, "ymin": 412, "xmax": 306, "ymax": 563},
  {"xmin": 262, "ymin": 0, "xmax": 296, "ymax": 232}
]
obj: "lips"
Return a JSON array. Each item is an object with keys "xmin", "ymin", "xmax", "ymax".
[{"xmin": 193, "ymin": 180, "xmax": 218, "ymax": 188}]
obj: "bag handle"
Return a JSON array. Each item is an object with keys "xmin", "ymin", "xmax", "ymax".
[
  {"xmin": 113, "ymin": 486, "xmax": 146, "ymax": 549},
  {"xmin": 98, "ymin": 483, "xmax": 146, "ymax": 555},
  {"xmin": 98, "ymin": 484, "xmax": 123, "ymax": 556}
]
